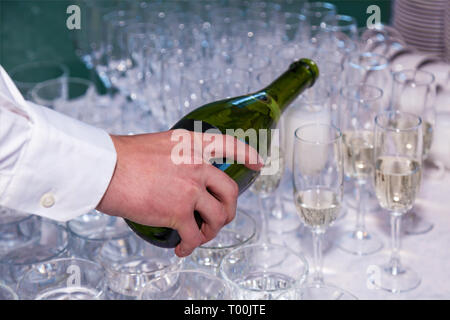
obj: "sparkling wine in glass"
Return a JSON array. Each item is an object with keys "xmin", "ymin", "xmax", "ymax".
[
  {"xmin": 371, "ymin": 110, "xmax": 423, "ymax": 293},
  {"xmin": 391, "ymin": 69, "xmax": 436, "ymax": 235},
  {"xmin": 336, "ymin": 84, "xmax": 384, "ymax": 256},
  {"xmin": 292, "ymin": 123, "xmax": 354, "ymax": 299}
]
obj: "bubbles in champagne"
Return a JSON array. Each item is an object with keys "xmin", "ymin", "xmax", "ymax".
[
  {"xmin": 294, "ymin": 188, "xmax": 341, "ymax": 229},
  {"xmin": 374, "ymin": 156, "xmax": 422, "ymax": 213},
  {"xmin": 422, "ymin": 121, "xmax": 433, "ymax": 159},
  {"xmin": 342, "ymin": 130, "xmax": 374, "ymax": 180}
]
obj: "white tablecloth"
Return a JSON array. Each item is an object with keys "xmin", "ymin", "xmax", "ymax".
[
  {"xmin": 206, "ymin": 165, "xmax": 450, "ymax": 300},
  {"xmin": 298, "ymin": 166, "xmax": 450, "ymax": 299}
]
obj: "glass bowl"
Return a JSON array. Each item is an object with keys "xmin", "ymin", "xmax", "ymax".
[
  {"xmin": 17, "ymin": 258, "xmax": 105, "ymax": 300},
  {"xmin": 139, "ymin": 270, "xmax": 233, "ymax": 300},
  {"xmin": 191, "ymin": 209, "xmax": 257, "ymax": 269},
  {"xmin": 219, "ymin": 243, "xmax": 308, "ymax": 299}
]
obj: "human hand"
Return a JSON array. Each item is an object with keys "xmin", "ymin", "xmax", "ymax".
[{"xmin": 96, "ymin": 130, "xmax": 263, "ymax": 257}]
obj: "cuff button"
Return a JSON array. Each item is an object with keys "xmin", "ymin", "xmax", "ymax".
[{"xmin": 40, "ymin": 193, "xmax": 55, "ymax": 208}]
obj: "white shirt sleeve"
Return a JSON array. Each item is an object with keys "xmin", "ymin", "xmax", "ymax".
[{"xmin": 0, "ymin": 65, "xmax": 117, "ymax": 221}]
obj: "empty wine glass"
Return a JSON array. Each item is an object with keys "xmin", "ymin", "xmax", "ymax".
[
  {"xmin": 322, "ymin": 14, "xmax": 358, "ymax": 41},
  {"xmin": 0, "ymin": 219, "xmax": 69, "ymax": 286},
  {"xmin": 179, "ymin": 66, "xmax": 219, "ymax": 115},
  {"xmin": 0, "ymin": 207, "xmax": 40, "ymax": 256},
  {"xmin": 372, "ymin": 110, "xmax": 423, "ymax": 293},
  {"xmin": 67, "ymin": 210, "xmax": 136, "ymax": 261},
  {"xmin": 191, "ymin": 209, "xmax": 257, "ymax": 271},
  {"xmin": 82, "ymin": 0, "xmax": 132, "ymax": 81},
  {"xmin": 301, "ymin": 1, "xmax": 337, "ymax": 46},
  {"xmin": 336, "ymin": 84, "xmax": 384, "ymax": 255},
  {"xmin": 100, "ymin": 240, "xmax": 183, "ymax": 300},
  {"xmin": 292, "ymin": 123, "xmax": 354, "ymax": 298},
  {"xmin": 140, "ymin": 270, "xmax": 232, "ymax": 300},
  {"xmin": 391, "ymin": 70, "xmax": 436, "ymax": 235},
  {"xmin": 9, "ymin": 61, "xmax": 68, "ymax": 99},
  {"xmin": 30, "ymin": 77, "xmax": 121, "ymax": 132},
  {"xmin": 17, "ymin": 258, "xmax": 105, "ymax": 300},
  {"xmin": 219, "ymin": 243, "xmax": 308, "ymax": 300},
  {"xmin": 344, "ymin": 52, "xmax": 392, "ymax": 108},
  {"xmin": 103, "ymin": 10, "xmax": 143, "ymax": 95},
  {"xmin": 234, "ymin": 51, "xmax": 271, "ymax": 92}
]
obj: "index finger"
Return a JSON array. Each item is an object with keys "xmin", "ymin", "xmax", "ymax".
[{"xmin": 204, "ymin": 133, "xmax": 264, "ymax": 171}]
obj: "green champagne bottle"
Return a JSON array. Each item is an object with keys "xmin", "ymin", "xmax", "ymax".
[{"xmin": 126, "ymin": 58, "xmax": 319, "ymax": 248}]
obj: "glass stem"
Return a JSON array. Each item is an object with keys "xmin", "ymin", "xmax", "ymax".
[
  {"xmin": 258, "ymin": 195, "xmax": 268, "ymax": 244},
  {"xmin": 312, "ymin": 230, "xmax": 325, "ymax": 284},
  {"xmin": 272, "ymin": 192, "xmax": 284, "ymax": 220},
  {"xmin": 354, "ymin": 181, "xmax": 367, "ymax": 236},
  {"xmin": 389, "ymin": 213, "xmax": 403, "ymax": 275}
]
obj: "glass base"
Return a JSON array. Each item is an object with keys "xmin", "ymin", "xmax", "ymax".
[
  {"xmin": 336, "ymin": 230, "xmax": 383, "ymax": 256},
  {"xmin": 300, "ymin": 283, "xmax": 357, "ymax": 300},
  {"xmin": 403, "ymin": 213, "xmax": 434, "ymax": 235},
  {"xmin": 371, "ymin": 263, "xmax": 421, "ymax": 293},
  {"xmin": 345, "ymin": 189, "xmax": 379, "ymax": 212}
]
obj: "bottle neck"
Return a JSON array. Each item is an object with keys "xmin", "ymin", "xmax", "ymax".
[{"xmin": 263, "ymin": 59, "xmax": 319, "ymax": 113}]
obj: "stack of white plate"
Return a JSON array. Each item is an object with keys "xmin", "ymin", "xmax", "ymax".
[
  {"xmin": 446, "ymin": 1, "xmax": 450, "ymax": 62},
  {"xmin": 393, "ymin": 0, "xmax": 447, "ymax": 58}
]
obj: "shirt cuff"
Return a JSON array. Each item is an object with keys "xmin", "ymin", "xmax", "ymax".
[{"xmin": 0, "ymin": 101, "xmax": 117, "ymax": 221}]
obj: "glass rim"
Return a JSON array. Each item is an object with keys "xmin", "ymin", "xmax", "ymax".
[
  {"xmin": 17, "ymin": 257, "xmax": 105, "ymax": 298},
  {"xmin": 32, "ymin": 77, "xmax": 93, "ymax": 90},
  {"xmin": 139, "ymin": 269, "xmax": 230, "ymax": 299},
  {"xmin": 294, "ymin": 123, "xmax": 342, "ymax": 145},
  {"xmin": 297, "ymin": 87, "xmax": 332, "ymax": 104},
  {"xmin": 22, "ymin": 256, "xmax": 103, "ymax": 271},
  {"xmin": 9, "ymin": 61, "xmax": 69, "ymax": 85},
  {"xmin": 30, "ymin": 77, "xmax": 94, "ymax": 102},
  {"xmin": 300, "ymin": 282, "xmax": 358, "ymax": 300},
  {"xmin": 0, "ymin": 221, "xmax": 68, "ymax": 266},
  {"xmin": 219, "ymin": 242, "xmax": 309, "ymax": 292},
  {"xmin": 340, "ymin": 84, "xmax": 384, "ymax": 102},
  {"xmin": 393, "ymin": 69, "xmax": 435, "ymax": 86},
  {"xmin": 324, "ymin": 14, "xmax": 357, "ymax": 31},
  {"xmin": 347, "ymin": 51, "xmax": 389, "ymax": 71},
  {"xmin": 198, "ymin": 210, "xmax": 257, "ymax": 250},
  {"xmin": 302, "ymin": 1, "xmax": 337, "ymax": 13},
  {"xmin": 0, "ymin": 282, "xmax": 18, "ymax": 300},
  {"xmin": 67, "ymin": 221, "xmax": 133, "ymax": 242},
  {"xmin": 283, "ymin": 12, "xmax": 307, "ymax": 21},
  {"xmin": 0, "ymin": 208, "xmax": 35, "ymax": 226},
  {"xmin": 374, "ymin": 110, "xmax": 423, "ymax": 132},
  {"xmin": 101, "ymin": 253, "xmax": 183, "ymax": 277}
]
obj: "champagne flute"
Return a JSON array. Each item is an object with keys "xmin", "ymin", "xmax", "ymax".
[
  {"xmin": 391, "ymin": 69, "xmax": 436, "ymax": 235},
  {"xmin": 292, "ymin": 123, "xmax": 353, "ymax": 298},
  {"xmin": 301, "ymin": 2, "xmax": 337, "ymax": 47},
  {"xmin": 344, "ymin": 52, "xmax": 391, "ymax": 212},
  {"xmin": 372, "ymin": 110, "xmax": 423, "ymax": 293},
  {"xmin": 336, "ymin": 84, "xmax": 384, "ymax": 255}
]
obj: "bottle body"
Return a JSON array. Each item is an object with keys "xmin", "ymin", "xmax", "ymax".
[{"xmin": 126, "ymin": 59, "xmax": 319, "ymax": 248}]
